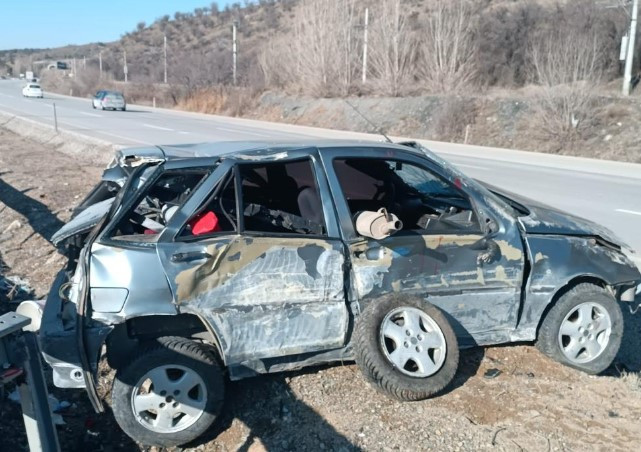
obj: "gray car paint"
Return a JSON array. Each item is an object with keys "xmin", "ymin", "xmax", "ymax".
[
  {"xmin": 51, "ymin": 197, "xmax": 114, "ymax": 246},
  {"xmin": 40, "ymin": 140, "xmax": 641, "ymax": 389}
]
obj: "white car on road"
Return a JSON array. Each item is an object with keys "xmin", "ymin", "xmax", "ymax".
[
  {"xmin": 92, "ymin": 90, "xmax": 126, "ymax": 111},
  {"xmin": 22, "ymin": 83, "xmax": 43, "ymax": 98}
]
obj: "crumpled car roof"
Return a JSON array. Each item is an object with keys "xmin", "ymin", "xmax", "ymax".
[{"xmin": 126, "ymin": 139, "xmax": 423, "ymax": 161}]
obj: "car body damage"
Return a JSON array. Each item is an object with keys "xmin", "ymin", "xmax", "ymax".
[
  {"xmin": 160, "ymin": 236, "xmax": 348, "ymax": 366},
  {"xmin": 513, "ymin": 234, "xmax": 640, "ymax": 341},
  {"xmin": 35, "ymin": 139, "xmax": 641, "ymax": 406}
]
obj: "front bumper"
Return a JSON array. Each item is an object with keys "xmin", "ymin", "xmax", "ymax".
[{"xmin": 39, "ymin": 270, "xmax": 112, "ymax": 389}]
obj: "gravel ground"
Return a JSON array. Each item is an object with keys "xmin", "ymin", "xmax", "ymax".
[{"xmin": 1, "ymin": 128, "xmax": 641, "ymax": 451}]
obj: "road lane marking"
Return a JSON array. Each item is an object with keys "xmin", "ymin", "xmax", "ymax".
[
  {"xmin": 55, "ymin": 122, "xmax": 154, "ymax": 145},
  {"xmin": 143, "ymin": 123, "xmax": 173, "ymax": 131},
  {"xmin": 215, "ymin": 126, "xmax": 270, "ymax": 137},
  {"xmin": 615, "ymin": 209, "xmax": 641, "ymax": 217},
  {"xmin": 216, "ymin": 126, "xmax": 244, "ymax": 133},
  {"xmin": 454, "ymin": 163, "xmax": 489, "ymax": 171},
  {"xmin": 178, "ymin": 131, "xmax": 190, "ymax": 134},
  {"xmin": 80, "ymin": 112, "xmax": 102, "ymax": 117},
  {"xmin": 93, "ymin": 130, "xmax": 154, "ymax": 145}
]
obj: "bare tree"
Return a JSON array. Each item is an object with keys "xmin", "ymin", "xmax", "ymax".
[
  {"xmin": 528, "ymin": 17, "xmax": 606, "ymax": 139},
  {"xmin": 169, "ymin": 48, "xmax": 231, "ymax": 98},
  {"xmin": 259, "ymin": 0, "xmax": 359, "ymax": 96},
  {"xmin": 419, "ymin": 0, "xmax": 478, "ymax": 93},
  {"xmin": 368, "ymin": 0, "xmax": 417, "ymax": 96}
]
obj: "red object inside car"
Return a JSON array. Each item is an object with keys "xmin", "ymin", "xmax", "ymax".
[{"xmin": 190, "ymin": 211, "xmax": 221, "ymax": 235}]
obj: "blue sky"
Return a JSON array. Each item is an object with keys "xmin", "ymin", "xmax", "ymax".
[{"xmin": 0, "ymin": 1, "xmax": 234, "ymax": 50}]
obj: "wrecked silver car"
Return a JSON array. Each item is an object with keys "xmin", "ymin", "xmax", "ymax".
[{"xmin": 35, "ymin": 140, "xmax": 641, "ymax": 446}]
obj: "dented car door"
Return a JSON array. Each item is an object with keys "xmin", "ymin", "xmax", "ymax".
[
  {"xmin": 321, "ymin": 148, "xmax": 526, "ymax": 346},
  {"xmin": 156, "ymin": 152, "xmax": 349, "ymax": 366}
]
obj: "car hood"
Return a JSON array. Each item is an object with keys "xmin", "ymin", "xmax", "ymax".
[{"xmin": 481, "ymin": 183, "xmax": 629, "ymax": 249}]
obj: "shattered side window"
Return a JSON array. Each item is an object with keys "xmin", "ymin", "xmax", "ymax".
[
  {"xmin": 240, "ymin": 159, "xmax": 327, "ymax": 236},
  {"xmin": 110, "ymin": 168, "xmax": 210, "ymax": 242},
  {"xmin": 179, "ymin": 170, "xmax": 237, "ymax": 238},
  {"xmin": 333, "ymin": 158, "xmax": 480, "ymax": 234}
]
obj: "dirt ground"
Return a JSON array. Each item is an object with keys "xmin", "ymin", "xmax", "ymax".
[{"xmin": 1, "ymin": 128, "xmax": 641, "ymax": 451}]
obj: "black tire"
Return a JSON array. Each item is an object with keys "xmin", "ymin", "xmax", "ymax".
[
  {"xmin": 111, "ymin": 336, "xmax": 225, "ymax": 447},
  {"xmin": 121, "ymin": 106, "xmax": 126, "ymax": 111},
  {"xmin": 353, "ymin": 294, "xmax": 459, "ymax": 401},
  {"xmin": 536, "ymin": 283, "xmax": 623, "ymax": 374}
]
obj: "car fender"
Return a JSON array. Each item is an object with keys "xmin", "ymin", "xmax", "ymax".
[{"xmin": 511, "ymin": 234, "xmax": 641, "ymax": 341}]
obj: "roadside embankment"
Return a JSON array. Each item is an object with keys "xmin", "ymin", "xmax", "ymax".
[{"xmin": 0, "ymin": 110, "xmax": 118, "ymax": 166}]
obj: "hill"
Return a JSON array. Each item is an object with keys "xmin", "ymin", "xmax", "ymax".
[{"xmin": 2, "ymin": 0, "xmax": 640, "ymax": 162}]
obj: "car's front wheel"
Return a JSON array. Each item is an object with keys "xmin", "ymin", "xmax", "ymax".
[
  {"xmin": 353, "ymin": 294, "xmax": 459, "ymax": 401},
  {"xmin": 111, "ymin": 336, "xmax": 225, "ymax": 447},
  {"xmin": 536, "ymin": 283, "xmax": 623, "ymax": 374}
]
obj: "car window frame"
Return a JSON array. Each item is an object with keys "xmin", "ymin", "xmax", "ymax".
[
  {"xmin": 237, "ymin": 156, "xmax": 331, "ymax": 240},
  {"xmin": 99, "ymin": 161, "xmax": 217, "ymax": 249},
  {"xmin": 170, "ymin": 149, "xmax": 341, "ymax": 243},
  {"xmin": 171, "ymin": 165, "xmax": 241, "ymax": 242},
  {"xmin": 320, "ymin": 146, "xmax": 491, "ymax": 242}
]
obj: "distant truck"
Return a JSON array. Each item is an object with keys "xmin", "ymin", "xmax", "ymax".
[{"xmin": 47, "ymin": 61, "xmax": 68, "ymax": 71}]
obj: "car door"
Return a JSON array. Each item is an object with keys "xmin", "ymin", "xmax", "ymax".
[
  {"xmin": 321, "ymin": 147, "xmax": 526, "ymax": 346},
  {"xmin": 156, "ymin": 151, "xmax": 349, "ymax": 366}
]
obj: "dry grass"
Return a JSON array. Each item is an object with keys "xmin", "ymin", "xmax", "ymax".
[
  {"xmin": 431, "ymin": 96, "xmax": 479, "ymax": 142},
  {"xmin": 619, "ymin": 369, "xmax": 641, "ymax": 392},
  {"xmin": 175, "ymin": 86, "xmax": 259, "ymax": 116}
]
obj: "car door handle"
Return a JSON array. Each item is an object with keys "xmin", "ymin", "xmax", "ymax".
[{"xmin": 171, "ymin": 251, "xmax": 212, "ymax": 263}]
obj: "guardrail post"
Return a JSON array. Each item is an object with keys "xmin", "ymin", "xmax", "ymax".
[{"xmin": 0, "ymin": 312, "xmax": 61, "ymax": 452}]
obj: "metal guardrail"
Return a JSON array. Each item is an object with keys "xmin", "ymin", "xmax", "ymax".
[{"xmin": 0, "ymin": 312, "xmax": 60, "ymax": 452}]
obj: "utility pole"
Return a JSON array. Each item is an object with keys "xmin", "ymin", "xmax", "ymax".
[
  {"xmin": 163, "ymin": 34, "xmax": 168, "ymax": 84},
  {"xmin": 72, "ymin": 58, "xmax": 76, "ymax": 76},
  {"xmin": 99, "ymin": 51, "xmax": 102, "ymax": 79},
  {"xmin": 232, "ymin": 21, "xmax": 238, "ymax": 85},
  {"xmin": 83, "ymin": 56, "xmax": 86, "ymax": 70},
  {"xmin": 362, "ymin": 7, "xmax": 369, "ymax": 84},
  {"xmin": 123, "ymin": 50, "xmax": 128, "ymax": 83},
  {"xmin": 623, "ymin": 0, "xmax": 639, "ymax": 96}
]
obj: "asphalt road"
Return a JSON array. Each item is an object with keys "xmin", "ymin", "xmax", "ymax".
[{"xmin": 1, "ymin": 79, "xmax": 640, "ymax": 267}]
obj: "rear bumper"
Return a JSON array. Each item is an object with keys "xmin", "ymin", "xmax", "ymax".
[
  {"xmin": 38, "ymin": 270, "xmax": 112, "ymax": 389},
  {"xmin": 102, "ymin": 102, "xmax": 125, "ymax": 109}
]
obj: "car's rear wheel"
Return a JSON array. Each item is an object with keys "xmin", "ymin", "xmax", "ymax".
[
  {"xmin": 536, "ymin": 283, "xmax": 622, "ymax": 374},
  {"xmin": 111, "ymin": 336, "xmax": 225, "ymax": 447},
  {"xmin": 353, "ymin": 294, "xmax": 459, "ymax": 401}
]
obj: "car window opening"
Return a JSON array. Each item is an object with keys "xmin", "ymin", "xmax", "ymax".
[
  {"xmin": 180, "ymin": 170, "xmax": 237, "ymax": 237},
  {"xmin": 179, "ymin": 159, "xmax": 326, "ymax": 239},
  {"xmin": 333, "ymin": 158, "xmax": 480, "ymax": 236},
  {"xmin": 240, "ymin": 159, "xmax": 327, "ymax": 236},
  {"xmin": 111, "ymin": 168, "xmax": 210, "ymax": 242}
]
